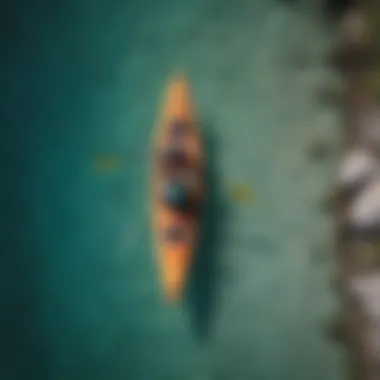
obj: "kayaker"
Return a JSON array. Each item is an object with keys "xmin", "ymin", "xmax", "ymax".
[{"xmin": 159, "ymin": 120, "xmax": 201, "ymax": 214}]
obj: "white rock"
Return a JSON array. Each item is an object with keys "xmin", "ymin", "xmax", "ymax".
[
  {"xmin": 347, "ymin": 175, "xmax": 380, "ymax": 229},
  {"xmin": 337, "ymin": 147, "xmax": 376, "ymax": 189}
]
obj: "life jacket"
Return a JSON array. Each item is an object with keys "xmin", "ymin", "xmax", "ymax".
[{"xmin": 163, "ymin": 179, "xmax": 191, "ymax": 210}]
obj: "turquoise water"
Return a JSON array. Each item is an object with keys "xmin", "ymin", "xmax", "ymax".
[{"xmin": 2, "ymin": 0, "xmax": 347, "ymax": 379}]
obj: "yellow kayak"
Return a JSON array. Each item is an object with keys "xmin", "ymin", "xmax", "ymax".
[{"xmin": 151, "ymin": 74, "xmax": 204, "ymax": 302}]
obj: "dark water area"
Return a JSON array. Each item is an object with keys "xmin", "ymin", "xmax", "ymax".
[{"xmin": 1, "ymin": 0, "xmax": 346, "ymax": 379}]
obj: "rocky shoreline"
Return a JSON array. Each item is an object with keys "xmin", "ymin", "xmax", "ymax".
[{"xmin": 329, "ymin": 4, "xmax": 380, "ymax": 380}]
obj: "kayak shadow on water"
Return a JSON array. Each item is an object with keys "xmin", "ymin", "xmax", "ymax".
[{"xmin": 185, "ymin": 121, "xmax": 226, "ymax": 340}]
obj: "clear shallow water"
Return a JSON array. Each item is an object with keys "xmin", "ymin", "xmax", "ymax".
[{"xmin": 2, "ymin": 0, "xmax": 346, "ymax": 379}]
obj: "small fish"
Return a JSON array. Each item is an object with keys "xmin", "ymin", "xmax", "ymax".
[
  {"xmin": 94, "ymin": 155, "xmax": 120, "ymax": 173},
  {"xmin": 228, "ymin": 184, "xmax": 255, "ymax": 204}
]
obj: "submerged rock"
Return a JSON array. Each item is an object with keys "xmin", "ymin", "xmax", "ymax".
[
  {"xmin": 324, "ymin": 0, "xmax": 357, "ymax": 21},
  {"xmin": 356, "ymin": 104, "xmax": 380, "ymax": 148},
  {"xmin": 325, "ymin": 314, "xmax": 348, "ymax": 343},
  {"xmin": 307, "ymin": 139, "xmax": 332, "ymax": 162},
  {"xmin": 330, "ymin": 6, "xmax": 370, "ymax": 72},
  {"xmin": 349, "ymin": 273, "xmax": 380, "ymax": 366},
  {"xmin": 339, "ymin": 6, "xmax": 367, "ymax": 48},
  {"xmin": 316, "ymin": 82, "xmax": 344, "ymax": 107}
]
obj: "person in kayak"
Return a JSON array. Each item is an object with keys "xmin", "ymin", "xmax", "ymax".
[
  {"xmin": 159, "ymin": 120, "xmax": 201, "ymax": 215},
  {"xmin": 162, "ymin": 174, "xmax": 200, "ymax": 214}
]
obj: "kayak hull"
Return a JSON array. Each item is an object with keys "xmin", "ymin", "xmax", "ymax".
[{"xmin": 151, "ymin": 75, "xmax": 204, "ymax": 302}]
